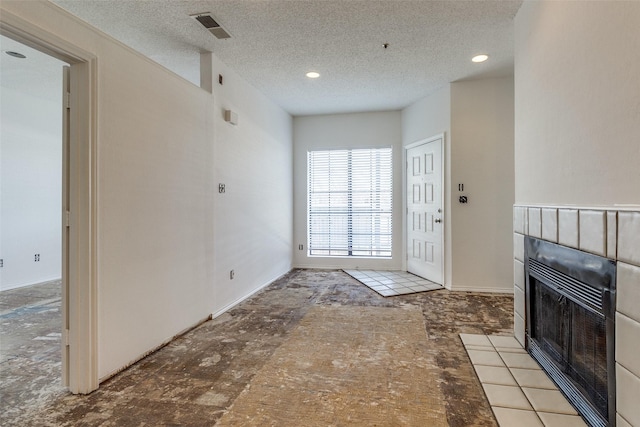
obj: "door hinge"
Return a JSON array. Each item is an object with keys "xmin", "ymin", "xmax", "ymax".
[
  {"xmin": 64, "ymin": 329, "xmax": 70, "ymax": 346},
  {"xmin": 65, "ymin": 92, "xmax": 71, "ymax": 109},
  {"xmin": 65, "ymin": 211, "xmax": 71, "ymax": 227}
]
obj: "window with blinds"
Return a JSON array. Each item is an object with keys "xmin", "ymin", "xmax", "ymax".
[{"xmin": 308, "ymin": 147, "xmax": 392, "ymax": 257}]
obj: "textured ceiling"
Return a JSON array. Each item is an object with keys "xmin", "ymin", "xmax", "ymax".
[{"xmin": 45, "ymin": 1, "xmax": 520, "ymax": 116}]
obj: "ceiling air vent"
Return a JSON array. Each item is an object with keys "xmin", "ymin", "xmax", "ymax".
[{"xmin": 191, "ymin": 13, "xmax": 231, "ymax": 39}]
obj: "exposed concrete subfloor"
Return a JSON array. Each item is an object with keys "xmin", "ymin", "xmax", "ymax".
[
  {"xmin": 0, "ymin": 269, "xmax": 513, "ymax": 426},
  {"xmin": 0, "ymin": 279, "xmax": 65, "ymax": 421}
]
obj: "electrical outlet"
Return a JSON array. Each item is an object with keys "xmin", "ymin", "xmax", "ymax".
[
  {"xmin": 0, "ymin": 259, "xmax": 3, "ymax": 267},
  {"xmin": 219, "ymin": 183, "xmax": 226, "ymax": 193},
  {"xmin": 230, "ymin": 270, "xmax": 234, "ymax": 280},
  {"xmin": 298, "ymin": 244, "xmax": 303, "ymax": 250},
  {"xmin": 34, "ymin": 254, "xmax": 40, "ymax": 262}
]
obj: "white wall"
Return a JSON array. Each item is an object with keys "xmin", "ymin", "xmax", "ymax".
[
  {"xmin": 514, "ymin": 1, "xmax": 640, "ymax": 207},
  {"xmin": 0, "ymin": 0, "xmax": 290, "ymax": 384},
  {"xmin": 450, "ymin": 78, "xmax": 514, "ymax": 292},
  {"xmin": 293, "ymin": 111, "xmax": 402, "ymax": 270},
  {"xmin": 209, "ymin": 55, "xmax": 293, "ymax": 316},
  {"xmin": 96, "ymin": 39, "xmax": 215, "ymax": 379},
  {"xmin": 0, "ymin": 85, "xmax": 62, "ymax": 290},
  {"xmin": 401, "ymin": 86, "xmax": 451, "ymax": 147},
  {"xmin": 515, "ymin": 4, "xmax": 640, "ymax": 423},
  {"xmin": 401, "ymin": 80, "xmax": 514, "ymax": 292},
  {"xmin": 401, "ymin": 86, "xmax": 453, "ymax": 286}
]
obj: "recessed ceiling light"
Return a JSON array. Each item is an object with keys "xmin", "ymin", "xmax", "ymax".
[
  {"xmin": 5, "ymin": 51, "xmax": 26, "ymax": 59},
  {"xmin": 472, "ymin": 54, "xmax": 489, "ymax": 63},
  {"xmin": 306, "ymin": 71, "xmax": 320, "ymax": 79}
]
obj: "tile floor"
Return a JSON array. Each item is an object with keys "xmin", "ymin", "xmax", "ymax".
[
  {"xmin": 460, "ymin": 333, "xmax": 588, "ymax": 427},
  {"xmin": 343, "ymin": 269, "xmax": 443, "ymax": 296}
]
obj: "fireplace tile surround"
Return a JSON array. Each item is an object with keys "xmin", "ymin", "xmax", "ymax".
[{"xmin": 513, "ymin": 206, "xmax": 640, "ymax": 426}]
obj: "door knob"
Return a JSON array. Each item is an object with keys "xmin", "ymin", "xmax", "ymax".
[{"xmin": 435, "ymin": 218, "xmax": 442, "ymax": 223}]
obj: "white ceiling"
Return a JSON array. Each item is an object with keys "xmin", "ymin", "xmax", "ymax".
[
  {"xmin": 8, "ymin": 1, "xmax": 522, "ymax": 116},
  {"xmin": 0, "ymin": 34, "xmax": 65, "ymax": 103}
]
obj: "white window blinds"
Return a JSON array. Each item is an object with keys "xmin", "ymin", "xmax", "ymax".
[{"xmin": 308, "ymin": 147, "xmax": 392, "ymax": 257}]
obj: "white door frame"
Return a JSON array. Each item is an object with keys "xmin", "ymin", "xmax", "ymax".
[
  {"xmin": 403, "ymin": 133, "xmax": 445, "ymax": 283},
  {"xmin": 1, "ymin": 11, "xmax": 99, "ymax": 394}
]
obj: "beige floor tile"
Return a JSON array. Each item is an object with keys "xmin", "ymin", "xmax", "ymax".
[
  {"xmin": 521, "ymin": 388, "xmax": 577, "ymax": 415},
  {"xmin": 495, "ymin": 346, "xmax": 527, "ymax": 354},
  {"xmin": 460, "ymin": 333, "xmax": 492, "ymax": 347},
  {"xmin": 467, "ymin": 349, "xmax": 505, "ymax": 367},
  {"xmin": 492, "ymin": 407, "xmax": 543, "ymax": 427},
  {"xmin": 489, "ymin": 335, "xmax": 522, "ymax": 349},
  {"xmin": 537, "ymin": 412, "xmax": 587, "ymax": 427},
  {"xmin": 463, "ymin": 344, "xmax": 493, "ymax": 352},
  {"xmin": 617, "ymin": 413, "xmax": 633, "ymax": 427},
  {"xmin": 482, "ymin": 384, "xmax": 532, "ymax": 410},
  {"xmin": 616, "ymin": 363, "xmax": 640, "ymax": 426},
  {"xmin": 474, "ymin": 365, "xmax": 517, "ymax": 386},
  {"xmin": 500, "ymin": 352, "xmax": 541, "ymax": 369},
  {"xmin": 510, "ymin": 368, "xmax": 557, "ymax": 390}
]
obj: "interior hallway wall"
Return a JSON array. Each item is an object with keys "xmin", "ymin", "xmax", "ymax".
[
  {"xmin": 0, "ymin": 84, "xmax": 62, "ymax": 290},
  {"xmin": 292, "ymin": 111, "xmax": 402, "ymax": 270},
  {"xmin": 1, "ymin": 1, "xmax": 215, "ymax": 380},
  {"xmin": 401, "ymin": 79, "xmax": 514, "ymax": 293},
  {"xmin": 2, "ymin": 0, "xmax": 293, "ymax": 383},
  {"xmin": 401, "ymin": 86, "xmax": 452, "ymax": 286},
  {"xmin": 208, "ymin": 55, "xmax": 293, "ymax": 316},
  {"xmin": 514, "ymin": 1, "xmax": 640, "ymax": 206},
  {"xmin": 450, "ymin": 77, "xmax": 514, "ymax": 292}
]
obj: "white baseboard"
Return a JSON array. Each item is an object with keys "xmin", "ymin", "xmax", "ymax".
[
  {"xmin": 0, "ymin": 276, "xmax": 62, "ymax": 292},
  {"xmin": 211, "ymin": 269, "xmax": 292, "ymax": 319},
  {"xmin": 98, "ymin": 269, "xmax": 292, "ymax": 383},
  {"xmin": 448, "ymin": 285, "xmax": 514, "ymax": 294},
  {"xmin": 99, "ymin": 313, "xmax": 212, "ymax": 383},
  {"xmin": 292, "ymin": 264, "xmax": 404, "ymax": 271}
]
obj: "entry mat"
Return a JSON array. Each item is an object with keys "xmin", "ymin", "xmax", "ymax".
[{"xmin": 343, "ymin": 269, "xmax": 443, "ymax": 297}]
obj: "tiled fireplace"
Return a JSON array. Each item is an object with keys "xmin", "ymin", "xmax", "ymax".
[{"xmin": 513, "ymin": 206, "xmax": 640, "ymax": 427}]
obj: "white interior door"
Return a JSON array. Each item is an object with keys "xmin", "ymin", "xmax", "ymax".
[{"xmin": 406, "ymin": 136, "xmax": 444, "ymax": 284}]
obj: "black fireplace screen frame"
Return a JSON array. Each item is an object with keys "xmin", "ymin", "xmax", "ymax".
[{"xmin": 524, "ymin": 236, "xmax": 616, "ymax": 427}]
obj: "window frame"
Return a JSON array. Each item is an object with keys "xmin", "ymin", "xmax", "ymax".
[{"xmin": 307, "ymin": 147, "xmax": 393, "ymax": 258}]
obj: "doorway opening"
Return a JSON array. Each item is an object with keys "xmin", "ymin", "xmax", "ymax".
[
  {"xmin": 1, "ymin": 10, "xmax": 99, "ymax": 396},
  {"xmin": 0, "ymin": 34, "xmax": 68, "ymax": 411}
]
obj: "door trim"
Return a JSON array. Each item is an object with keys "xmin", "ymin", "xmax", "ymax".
[
  {"xmin": 1, "ymin": 10, "xmax": 99, "ymax": 394},
  {"xmin": 403, "ymin": 133, "xmax": 445, "ymax": 284}
]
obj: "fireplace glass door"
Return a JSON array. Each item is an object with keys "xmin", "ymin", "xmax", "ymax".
[
  {"xmin": 530, "ymin": 276, "xmax": 609, "ymax": 420},
  {"xmin": 525, "ymin": 237, "xmax": 616, "ymax": 427}
]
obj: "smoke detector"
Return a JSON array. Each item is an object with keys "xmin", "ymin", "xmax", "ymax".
[{"xmin": 191, "ymin": 13, "xmax": 231, "ymax": 39}]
